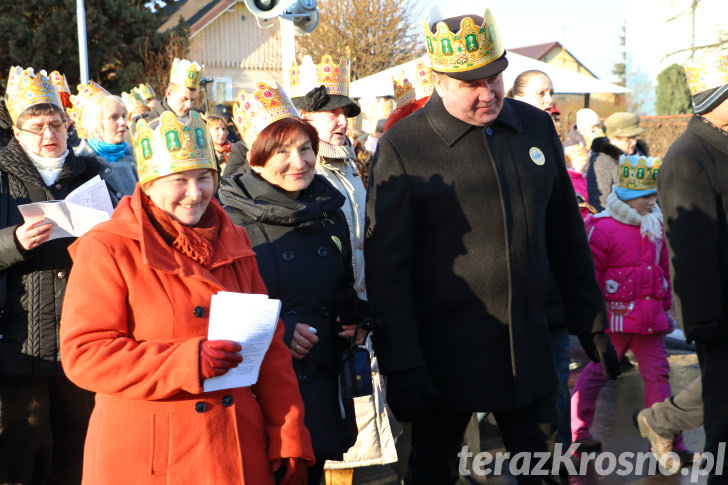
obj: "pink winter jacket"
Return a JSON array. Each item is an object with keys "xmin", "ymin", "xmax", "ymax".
[{"xmin": 585, "ymin": 216, "xmax": 672, "ymax": 335}]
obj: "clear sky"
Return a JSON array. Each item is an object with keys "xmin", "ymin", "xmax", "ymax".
[{"xmin": 421, "ymin": 0, "xmax": 627, "ymax": 83}]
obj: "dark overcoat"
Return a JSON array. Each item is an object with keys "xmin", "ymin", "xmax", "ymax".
[
  {"xmin": 219, "ymin": 172, "xmax": 361, "ymax": 460},
  {"xmin": 658, "ymin": 115, "xmax": 728, "ymax": 340},
  {"xmin": 365, "ymin": 92, "xmax": 607, "ymax": 412}
]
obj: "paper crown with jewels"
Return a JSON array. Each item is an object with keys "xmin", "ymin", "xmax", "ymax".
[
  {"xmin": 290, "ymin": 54, "xmax": 350, "ymax": 97},
  {"xmin": 48, "ymin": 71, "xmax": 70, "ymax": 95},
  {"xmin": 66, "ymin": 81, "xmax": 111, "ymax": 138},
  {"xmin": 617, "ymin": 155, "xmax": 662, "ymax": 191},
  {"xmin": 134, "ymin": 83, "xmax": 157, "ymax": 100},
  {"xmin": 564, "ymin": 144, "xmax": 588, "ymax": 167},
  {"xmin": 122, "ymin": 90, "xmax": 146, "ymax": 113},
  {"xmin": 683, "ymin": 52, "xmax": 728, "ymax": 96},
  {"xmin": 232, "ymin": 81, "xmax": 300, "ymax": 148},
  {"xmin": 423, "ymin": 9, "xmax": 504, "ymax": 76},
  {"xmin": 132, "ymin": 111, "xmax": 216, "ymax": 186},
  {"xmin": 391, "ymin": 60, "xmax": 435, "ymax": 108},
  {"xmin": 5, "ymin": 66, "xmax": 63, "ymax": 124},
  {"xmin": 169, "ymin": 58, "xmax": 204, "ymax": 90}
]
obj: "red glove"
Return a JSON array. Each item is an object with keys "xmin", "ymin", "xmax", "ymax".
[
  {"xmin": 199, "ymin": 339, "xmax": 243, "ymax": 380},
  {"xmin": 273, "ymin": 457, "xmax": 309, "ymax": 485}
]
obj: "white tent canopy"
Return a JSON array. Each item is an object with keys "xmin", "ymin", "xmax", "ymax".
[{"xmin": 350, "ymin": 51, "xmax": 631, "ymax": 99}]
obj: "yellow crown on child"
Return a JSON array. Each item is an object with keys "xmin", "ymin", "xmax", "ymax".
[
  {"xmin": 391, "ymin": 61, "xmax": 435, "ymax": 108},
  {"xmin": 122, "ymin": 90, "xmax": 146, "ymax": 113},
  {"xmin": 232, "ymin": 81, "xmax": 300, "ymax": 148},
  {"xmin": 134, "ymin": 83, "xmax": 157, "ymax": 100},
  {"xmin": 5, "ymin": 66, "xmax": 63, "ymax": 124},
  {"xmin": 66, "ymin": 81, "xmax": 111, "ymax": 138},
  {"xmin": 290, "ymin": 55, "xmax": 350, "ymax": 97},
  {"xmin": 618, "ymin": 155, "xmax": 662, "ymax": 191},
  {"xmin": 49, "ymin": 71, "xmax": 70, "ymax": 95},
  {"xmin": 132, "ymin": 111, "xmax": 216, "ymax": 186},
  {"xmin": 424, "ymin": 9, "xmax": 504, "ymax": 76},
  {"xmin": 683, "ymin": 52, "xmax": 728, "ymax": 95},
  {"xmin": 170, "ymin": 58, "xmax": 204, "ymax": 90},
  {"xmin": 564, "ymin": 144, "xmax": 588, "ymax": 167}
]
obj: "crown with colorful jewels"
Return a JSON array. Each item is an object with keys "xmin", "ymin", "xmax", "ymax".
[
  {"xmin": 683, "ymin": 52, "xmax": 728, "ymax": 96},
  {"xmin": 423, "ymin": 9, "xmax": 504, "ymax": 76},
  {"xmin": 122, "ymin": 90, "xmax": 146, "ymax": 113},
  {"xmin": 290, "ymin": 55, "xmax": 350, "ymax": 98},
  {"xmin": 132, "ymin": 111, "xmax": 216, "ymax": 186},
  {"xmin": 564, "ymin": 144, "xmax": 588, "ymax": 167},
  {"xmin": 134, "ymin": 83, "xmax": 157, "ymax": 100},
  {"xmin": 66, "ymin": 81, "xmax": 111, "ymax": 138},
  {"xmin": 48, "ymin": 71, "xmax": 70, "ymax": 95},
  {"xmin": 618, "ymin": 155, "xmax": 662, "ymax": 191},
  {"xmin": 232, "ymin": 81, "xmax": 300, "ymax": 148},
  {"xmin": 5, "ymin": 66, "xmax": 63, "ymax": 124},
  {"xmin": 169, "ymin": 58, "xmax": 204, "ymax": 90},
  {"xmin": 391, "ymin": 74, "xmax": 415, "ymax": 108}
]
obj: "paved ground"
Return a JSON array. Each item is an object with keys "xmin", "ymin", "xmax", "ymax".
[{"xmin": 349, "ymin": 339, "xmax": 706, "ymax": 484}]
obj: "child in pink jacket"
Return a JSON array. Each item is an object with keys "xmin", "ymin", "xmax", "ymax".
[{"xmin": 571, "ymin": 156, "xmax": 685, "ymax": 455}]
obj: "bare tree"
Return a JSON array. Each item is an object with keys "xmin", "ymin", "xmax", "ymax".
[
  {"xmin": 662, "ymin": 0, "xmax": 727, "ymax": 60},
  {"xmin": 296, "ymin": 0, "xmax": 425, "ymax": 81},
  {"xmin": 140, "ymin": 18, "xmax": 190, "ymax": 98}
]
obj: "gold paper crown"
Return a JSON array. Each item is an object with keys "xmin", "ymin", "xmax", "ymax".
[
  {"xmin": 564, "ymin": 144, "xmax": 588, "ymax": 166},
  {"xmin": 232, "ymin": 81, "xmax": 300, "ymax": 148},
  {"xmin": 391, "ymin": 61, "xmax": 435, "ymax": 108},
  {"xmin": 121, "ymin": 90, "xmax": 146, "ymax": 113},
  {"xmin": 391, "ymin": 75, "xmax": 415, "ymax": 108},
  {"xmin": 170, "ymin": 58, "xmax": 204, "ymax": 90},
  {"xmin": 290, "ymin": 55, "xmax": 350, "ymax": 97},
  {"xmin": 5, "ymin": 66, "xmax": 63, "ymax": 124},
  {"xmin": 423, "ymin": 9, "xmax": 504, "ymax": 75},
  {"xmin": 49, "ymin": 71, "xmax": 70, "ymax": 94},
  {"xmin": 618, "ymin": 155, "xmax": 662, "ymax": 191},
  {"xmin": 66, "ymin": 81, "xmax": 111, "ymax": 139},
  {"xmin": 135, "ymin": 83, "xmax": 157, "ymax": 100},
  {"xmin": 132, "ymin": 111, "xmax": 216, "ymax": 186},
  {"xmin": 683, "ymin": 53, "xmax": 728, "ymax": 95}
]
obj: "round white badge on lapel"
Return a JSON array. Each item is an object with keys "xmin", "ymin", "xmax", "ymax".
[{"xmin": 529, "ymin": 147, "xmax": 545, "ymax": 165}]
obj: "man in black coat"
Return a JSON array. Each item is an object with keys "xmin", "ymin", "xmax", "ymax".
[
  {"xmin": 364, "ymin": 5, "xmax": 619, "ymax": 484},
  {"xmin": 658, "ymin": 55, "xmax": 728, "ymax": 484}
]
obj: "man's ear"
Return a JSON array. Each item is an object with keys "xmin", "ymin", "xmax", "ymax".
[{"xmin": 299, "ymin": 110, "xmax": 311, "ymax": 120}]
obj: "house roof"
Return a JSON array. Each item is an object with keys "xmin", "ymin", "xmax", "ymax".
[
  {"xmin": 509, "ymin": 41, "xmax": 598, "ymax": 78},
  {"xmin": 158, "ymin": 0, "xmax": 237, "ymax": 37}
]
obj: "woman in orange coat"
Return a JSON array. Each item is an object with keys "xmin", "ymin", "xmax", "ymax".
[{"xmin": 60, "ymin": 111, "xmax": 314, "ymax": 484}]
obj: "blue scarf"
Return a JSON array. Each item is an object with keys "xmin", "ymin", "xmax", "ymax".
[{"xmin": 87, "ymin": 137, "xmax": 128, "ymax": 162}]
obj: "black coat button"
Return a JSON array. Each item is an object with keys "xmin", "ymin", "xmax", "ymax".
[
  {"xmin": 194, "ymin": 306, "xmax": 205, "ymax": 317},
  {"xmin": 222, "ymin": 395, "xmax": 233, "ymax": 407},
  {"xmin": 282, "ymin": 250, "xmax": 295, "ymax": 262},
  {"xmin": 317, "ymin": 246, "xmax": 328, "ymax": 257},
  {"xmin": 195, "ymin": 401, "xmax": 207, "ymax": 413},
  {"xmin": 298, "ymin": 373, "xmax": 308, "ymax": 383},
  {"xmin": 321, "ymin": 306, "xmax": 330, "ymax": 318}
]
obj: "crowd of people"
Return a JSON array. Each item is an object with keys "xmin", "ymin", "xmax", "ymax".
[{"xmin": 0, "ymin": 1, "xmax": 727, "ymax": 485}]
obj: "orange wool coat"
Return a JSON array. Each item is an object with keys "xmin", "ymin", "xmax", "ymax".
[{"xmin": 60, "ymin": 188, "xmax": 314, "ymax": 484}]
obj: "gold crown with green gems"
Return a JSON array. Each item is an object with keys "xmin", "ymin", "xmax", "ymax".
[
  {"xmin": 617, "ymin": 155, "xmax": 662, "ymax": 191},
  {"xmin": 132, "ymin": 111, "xmax": 216, "ymax": 186},
  {"xmin": 423, "ymin": 9, "xmax": 504, "ymax": 75},
  {"xmin": 169, "ymin": 58, "xmax": 204, "ymax": 90}
]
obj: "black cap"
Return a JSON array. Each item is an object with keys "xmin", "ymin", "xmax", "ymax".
[{"xmin": 291, "ymin": 85, "xmax": 361, "ymax": 117}]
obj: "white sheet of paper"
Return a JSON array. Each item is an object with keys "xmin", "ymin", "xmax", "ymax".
[
  {"xmin": 203, "ymin": 292, "xmax": 281, "ymax": 392},
  {"xmin": 17, "ymin": 175, "xmax": 113, "ymax": 239}
]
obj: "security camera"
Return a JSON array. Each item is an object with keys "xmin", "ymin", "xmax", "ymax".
[
  {"xmin": 243, "ymin": 0, "xmax": 296, "ymax": 19},
  {"xmin": 290, "ymin": 0, "xmax": 318, "ymax": 35}
]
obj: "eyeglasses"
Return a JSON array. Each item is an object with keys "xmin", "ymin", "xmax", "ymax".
[{"xmin": 17, "ymin": 121, "xmax": 66, "ymax": 136}]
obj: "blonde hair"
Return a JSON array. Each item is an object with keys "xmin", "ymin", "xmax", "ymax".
[{"xmin": 83, "ymin": 95, "xmax": 127, "ymax": 140}]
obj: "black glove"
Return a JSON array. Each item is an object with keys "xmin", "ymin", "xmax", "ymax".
[
  {"xmin": 385, "ymin": 367, "xmax": 431, "ymax": 423},
  {"xmin": 578, "ymin": 331, "xmax": 620, "ymax": 380}
]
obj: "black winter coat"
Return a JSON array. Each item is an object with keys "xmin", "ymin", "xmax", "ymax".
[
  {"xmin": 365, "ymin": 92, "xmax": 607, "ymax": 412},
  {"xmin": 0, "ymin": 139, "xmax": 97, "ymax": 376},
  {"xmin": 658, "ymin": 115, "xmax": 728, "ymax": 342},
  {"xmin": 219, "ymin": 172, "xmax": 361, "ymax": 460}
]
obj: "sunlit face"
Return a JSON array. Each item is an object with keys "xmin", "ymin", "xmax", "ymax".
[
  {"xmin": 165, "ymin": 85, "xmax": 199, "ymax": 118},
  {"xmin": 301, "ymin": 108, "xmax": 348, "ymax": 146},
  {"xmin": 514, "ymin": 74, "xmax": 554, "ymax": 113},
  {"xmin": 209, "ymin": 122, "xmax": 228, "ymax": 148},
  {"xmin": 434, "ymin": 72, "xmax": 505, "ymax": 126},
  {"xmin": 14, "ymin": 112, "xmax": 68, "ymax": 158},
  {"xmin": 251, "ymin": 130, "xmax": 316, "ymax": 196},
  {"xmin": 625, "ymin": 193, "xmax": 657, "ymax": 215},
  {"xmin": 99, "ymin": 97, "xmax": 128, "ymax": 144},
  {"xmin": 145, "ymin": 168, "xmax": 215, "ymax": 226},
  {"xmin": 610, "ymin": 135, "xmax": 638, "ymax": 155}
]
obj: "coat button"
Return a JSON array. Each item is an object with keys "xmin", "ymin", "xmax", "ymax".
[
  {"xmin": 645, "ymin": 296, "xmax": 651, "ymax": 300},
  {"xmin": 116, "ymin": 192, "xmax": 123, "ymax": 199},
  {"xmin": 647, "ymin": 266, "xmax": 652, "ymax": 270},
  {"xmin": 282, "ymin": 250, "xmax": 295, "ymax": 262},
  {"xmin": 221, "ymin": 395, "xmax": 233, "ymax": 407},
  {"xmin": 194, "ymin": 306, "xmax": 205, "ymax": 317},
  {"xmin": 486, "ymin": 127, "xmax": 493, "ymax": 135},
  {"xmin": 57, "ymin": 271, "xmax": 66, "ymax": 279},
  {"xmin": 195, "ymin": 401, "xmax": 207, "ymax": 413},
  {"xmin": 321, "ymin": 306, "xmax": 330, "ymax": 318},
  {"xmin": 317, "ymin": 246, "xmax": 328, "ymax": 258},
  {"xmin": 298, "ymin": 373, "xmax": 308, "ymax": 383},
  {"xmin": 104, "ymin": 168, "xmax": 112, "ymax": 174},
  {"xmin": 55, "ymin": 183, "xmax": 62, "ymax": 190}
]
